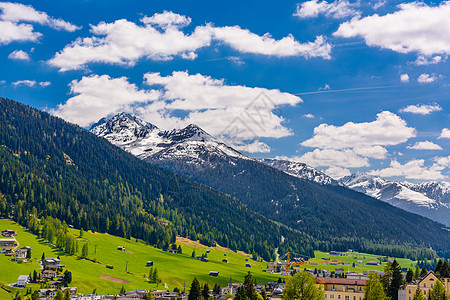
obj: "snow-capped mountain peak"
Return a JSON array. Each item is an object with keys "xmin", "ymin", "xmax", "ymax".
[{"xmin": 340, "ymin": 173, "xmax": 450, "ymax": 226}]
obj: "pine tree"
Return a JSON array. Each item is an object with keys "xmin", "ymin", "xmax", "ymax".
[
  {"xmin": 191, "ymin": 250, "xmax": 196, "ymax": 258},
  {"xmin": 413, "ymin": 286, "xmax": 426, "ymax": 300},
  {"xmin": 188, "ymin": 277, "xmax": 201, "ymax": 300},
  {"xmin": 406, "ymin": 269, "xmax": 414, "ymax": 283},
  {"xmin": 81, "ymin": 243, "xmax": 88, "ymax": 258},
  {"xmin": 387, "ymin": 260, "xmax": 403, "ymax": 300},
  {"xmin": 429, "ymin": 279, "xmax": 447, "ymax": 300},
  {"xmin": 41, "ymin": 252, "xmax": 45, "ymax": 261},
  {"xmin": 213, "ymin": 284, "xmax": 221, "ymax": 295},
  {"xmin": 420, "ymin": 267, "xmax": 427, "ymax": 277},
  {"xmin": 202, "ymin": 283, "xmax": 210, "ymax": 300},
  {"xmin": 434, "ymin": 260, "xmax": 443, "ymax": 274},
  {"xmin": 414, "ymin": 266, "xmax": 421, "ymax": 280},
  {"xmin": 120, "ymin": 286, "xmax": 126, "ymax": 295}
]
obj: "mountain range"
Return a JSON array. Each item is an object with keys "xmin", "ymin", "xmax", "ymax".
[{"xmin": 90, "ymin": 112, "xmax": 450, "ymax": 258}]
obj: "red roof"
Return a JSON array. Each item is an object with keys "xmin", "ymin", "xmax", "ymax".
[{"xmin": 316, "ymin": 277, "xmax": 365, "ymax": 286}]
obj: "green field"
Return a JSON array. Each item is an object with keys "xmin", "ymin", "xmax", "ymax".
[
  {"xmin": 0, "ymin": 219, "xmax": 281, "ymax": 298},
  {"xmin": 296, "ymin": 251, "xmax": 416, "ymax": 273}
]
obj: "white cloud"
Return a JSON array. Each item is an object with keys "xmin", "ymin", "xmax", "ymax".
[
  {"xmin": 0, "ymin": 20, "xmax": 40, "ymax": 44},
  {"xmin": 372, "ymin": 0, "xmax": 386, "ymax": 10},
  {"xmin": 293, "ymin": 0, "xmax": 360, "ymax": 19},
  {"xmin": 413, "ymin": 55, "xmax": 446, "ymax": 66},
  {"xmin": 51, "ymin": 72, "xmax": 302, "ymax": 152},
  {"xmin": 0, "ymin": 2, "xmax": 80, "ymax": 31},
  {"xmin": 399, "ymin": 103, "xmax": 442, "ymax": 115},
  {"xmin": 49, "ymin": 11, "xmax": 331, "ymax": 71},
  {"xmin": 407, "ymin": 141, "xmax": 443, "ymax": 150},
  {"xmin": 324, "ymin": 166, "xmax": 351, "ymax": 179},
  {"xmin": 12, "ymin": 79, "xmax": 36, "ymax": 87},
  {"xmin": 400, "ymin": 73, "xmax": 409, "ymax": 83},
  {"xmin": 353, "ymin": 145, "xmax": 387, "ymax": 159},
  {"xmin": 211, "ymin": 26, "xmax": 331, "ymax": 58},
  {"xmin": 417, "ymin": 73, "xmax": 438, "ymax": 84},
  {"xmin": 12, "ymin": 79, "xmax": 52, "ymax": 87},
  {"xmin": 8, "ymin": 49, "xmax": 29, "ymax": 60},
  {"xmin": 369, "ymin": 159, "xmax": 447, "ymax": 180},
  {"xmin": 303, "ymin": 113, "xmax": 315, "ymax": 119},
  {"xmin": 232, "ymin": 140, "xmax": 271, "ymax": 153},
  {"xmin": 432, "ymin": 156, "xmax": 450, "ymax": 171},
  {"xmin": 319, "ymin": 83, "xmax": 330, "ymax": 90},
  {"xmin": 301, "ymin": 111, "xmax": 416, "ymax": 149},
  {"xmin": 334, "ymin": 2, "xmax": 450, "ymax": 56},
  {"xmin": 438, "ymin": 128, "xmax": 450, "ymax": 139},
  {"xmin": 142, "ymin": 71, "xmax": 302, "ymax": 140},
  {"xmin": 297, "ymin": 149, "xmax": 369, "ymax": 168},
  {"xmin": 50, "ymin": 75, "xmax": 161, "ymax": 127},
  {"xmin": 141, "ymin": 10, "xmax": 191, "ymax": 29}
]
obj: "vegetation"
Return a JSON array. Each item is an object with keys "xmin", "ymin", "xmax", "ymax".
[
  {"xmin": 363, "ymin": 273, "xmax": 387, "ymax": 300},
  {"xmin": 0, "ymin": 218, "xmax": 280, "ymax": 296},
  {"xmin": 282, "ymin": 271, "xmax": 325, "ymax": 300},
  {"xmin": 0, "ymin": 97, "xmax": 317, "ymax": 261}
]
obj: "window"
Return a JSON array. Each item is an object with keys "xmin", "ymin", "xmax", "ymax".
[
  {"xmin": 332, "ymin": 285, "xmax": 335, "ymax": 291},
  {"xmin": 424, "ymin": 283, "xmax": 426, "ymax": 288},
  {"xmin": 409, "ymin": 289, "xmax": 411, "ymax": 294},
  {"xmin": 424, "ymin": 290, "xmax": 427, "ymax": 295},
  {"xmin": 338, "ymin": 295, "xmax": 341, "ymax": 299},
  {"xmin": 409, "ymin": 297, "xmax": 411, "ymax": 300},
  {"xmin": 330, "ymin": 295, "xmax": 334, "ymax": 299},
  {"xmin": 431, "ymin": 284, "xmax": 433, "ymax": 288}
]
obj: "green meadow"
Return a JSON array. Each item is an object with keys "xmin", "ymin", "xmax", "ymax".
[
  {"xmin": 295, "ymin": 250, "xmax": 416, "ymax": 273},
  {"xmin": 0, "ymin": 219, "xmax": 280, "ymax": 298}
]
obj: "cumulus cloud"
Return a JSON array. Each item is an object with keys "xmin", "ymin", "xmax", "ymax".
[
  {"xmin": 0, "ymin": 2, "xmax": 80, "ymax": 31},
  {"xmin": 438, "ymin": 128, "xmax": 450, "ymax": 139},
  {"xmin": 400, "ymin": 74, "xmax": 409, "ymax": 83},
  {"xmin": 297, "ymin": 149, "xmax": 369, "ymax": 168},
  {"xmin": 417, "ymin": 73, "xmax": 439, "ymax": 84},
  {"xmin": 50, "ymin": 75, "xmax": 161, "ymax": 127},
  {"xmin": 39, "ymin": 81, "xmax": 51, "ymax": 87},
  {"xmin": 8, "ymin": 49, "xmax": 29, "ymax": 60},
  {"xmin": 48, "ymin": 11, "xmax": 331, "ymax": 71},
  {"xmin": 51, "ymin": 72, "xmax": 302, "ymax": 152},
  {"xmin": 399, "ymin": 103, "xmax": 442, "ymax": 115},
  {"xmin": 293, "ymin": 0, "xmax": 360, "ymax": 19},
  {"xmin": 0, "ymin": 20, "xmax": 40, "ymax": 44},
  {"xmin": 407, "ymin": 141, "xmax": 443, "ymax": 150},
  {"xmin": 301, "ymin": 111, "xmax": 416, "ymax": 149},
  {"xmin": 413, "ymin": 55, "xmax": 446, "ymax": 66},
  {"xmin": 334, "ymin": 2, "xmax": 450, "ymax": 56},
  {"xmin": 303, "ymin": 113, "xmax": 315, "ymax": 119},
  {"xmin": 324, "ymin": 166, "xmax": 351, "ymax": 179},
  {"xmin": 368, "ymin": 159, "xmax": 447, "ymax": 180}
]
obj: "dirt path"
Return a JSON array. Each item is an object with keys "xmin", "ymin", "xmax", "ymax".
[{"xmin": 99, "ymin": 274, "xmax": 130, "ymax": 284}]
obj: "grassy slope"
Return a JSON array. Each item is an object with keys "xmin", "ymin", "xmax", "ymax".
[
  {"xmin": 301, "ymin": 251, "xmax": 415, "ymax": 272},
  {"xmin": 0, "ymin": 219, "xmax": 280, "ymax": 298}
]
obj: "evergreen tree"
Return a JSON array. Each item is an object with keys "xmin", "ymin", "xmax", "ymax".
[
  {"xmin": 420, "ymin": 267, "xmax": 428, "ymax": 277},
  {"xmin": 234, "ymin": 286, "xmax": 246, "ymax": 300},
  {"xmin": 413, "ymin": 286, "xmax": 426, "ymax": 300},
  {"xmin": 120, "ymin": 286, "xmax": 126, "ymax": 295},
  {"xmin": 415, "ymin": 266, "xmax": 421, "ymax": 280},
  {"xmin": 26, "ymin": 248, "xmax": 32, "ymax": 259},
  {"xmin": 243, "ymin": 272, "xmax": 258, "ymax": 300},
  {"xmin": 282, "ymin": 270, "xmax": 325, "ymax": 300},
  {"xmin": 213, "ymin": 284, "xmax": 221, "ymax": 295},
  {"xmin": 152, "ymin": 267, "xmax": 159, "ymax": 283},
  {"xmin": 429, "ymin": 279, "xmax": 447, "ymax": 300},
  {"xmin": 387, "ymin": 260, "xmax": 403, "ymax": 300},
  {"xmin": 434, "ymin": 260, "xmax": 443, "ymax": 274},
  {"xmin": 364, "ymin": 273, "xmax": 387, "ymax": 300},
  {"xmin": 441, "ymin": 261, "xmax": 450, "ymax": 278},
  {"xmin": 260, "ymin": 289, "xmax": 268, "ymax": 300},
  {"xmin": 202, "ymin": 283, "xmax": 210, "ymax": 300},
  {"xmin": 177, "ymin": 245, "xmax": 182, "ymax": 254},
  {"xmin": 31, "ymin": 291, "xmax": 39, "ymax": 300},
  {"xmin": 63, "ymin": 289, "xmax": 71, "ymax": 300},
  {"xmin": 81, "ymin": 243, "xmax": 89, "ymax": 258},
  {"xmin": 191, "ymin": 250, "xmax": 196, "ymax": 258},
  {"xmin": 406, "ymin": 269, "xmax": 414, "ymax": 283},
  {"xmin": 188, "ymin": 277, "xmax": 201, "ymax": 300},
  {"xmin": 41, "ymin": 252, "xmax": 45, "ymax": 261}
]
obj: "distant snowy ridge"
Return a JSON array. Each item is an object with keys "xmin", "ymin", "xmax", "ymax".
[{"xmin": 339, "ymin": 173, "xmax": 450, "ymax": 226}]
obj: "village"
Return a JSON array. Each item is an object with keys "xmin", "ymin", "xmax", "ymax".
[{"xmin": 2, "ymin": 228, "xmax": 450, "ymax": 300}]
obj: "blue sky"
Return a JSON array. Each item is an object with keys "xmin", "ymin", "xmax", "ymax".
[{"xmin": 0, "ymin": 0, "xmax": 449, "ymax": 182}]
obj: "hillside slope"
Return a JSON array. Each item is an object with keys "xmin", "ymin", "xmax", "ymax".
[
  {"xmin": 0, "ymin": 97, "xmax": 317, "ymax": 261},
  {"xmin": 90, "ymin": 113, "xmax": 450, "ymax": 259}
]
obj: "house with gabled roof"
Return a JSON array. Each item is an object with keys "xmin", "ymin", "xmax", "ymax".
[{"xmin": 398, "ymin": 271, "xmax": 450, "ymax": 300}]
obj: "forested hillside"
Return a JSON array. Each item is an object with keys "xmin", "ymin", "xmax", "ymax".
[
  {"xmin": 150, "ymin": 148, "xmax": 450, "ymax": 259},
  {"xmin": 0, "ymin": 97, "xmax": 316, "ymax": 261}
]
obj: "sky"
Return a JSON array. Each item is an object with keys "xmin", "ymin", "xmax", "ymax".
[{"xmin": 0, "ymin": 0, "xmax": 449, "ymax": 183}]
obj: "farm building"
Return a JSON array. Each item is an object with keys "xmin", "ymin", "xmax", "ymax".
[
  {"xmin": 117, "ymin": 246, "xmax": 125, "ymax": 251},
  {"xmin": 146, "ymin": 261, "xmax": 153, "ymax": 267},
  {"xmin": 1, "ymin": 229, "xmax": 16, "ymax": 237},
  {"xmin": 222, "ymin": 259, "xmax": 228, "ymax": 263},
  {"xmin": 209, "ymin": 271, "xmax": 219, "ymax": 277},
  {"xmin": 245, "ymin": 263, "xmax": 251, "ymax": 267},
  {"xmin": 17, "ymin": 275, "xmax": 30, "ymax": 287},
  {"xmin": 0, "ymin": 239, "xmax": 17, "ymax": 247}
]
